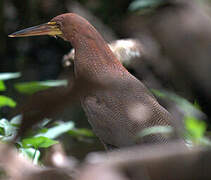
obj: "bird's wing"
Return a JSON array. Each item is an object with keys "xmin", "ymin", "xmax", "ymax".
[{"xmin": 81, "ymin": 74, "xmax": 172, "ymax": 147}]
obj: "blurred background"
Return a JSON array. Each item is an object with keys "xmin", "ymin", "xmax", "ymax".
[{"xmin": 1, "ymin": 0, "xmax": 211, "ymax": 159}]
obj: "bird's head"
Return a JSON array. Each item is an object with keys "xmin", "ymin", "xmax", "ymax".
[{"xmin": 9, "ymin": 13, "xmax": 92, "ymax": 42}]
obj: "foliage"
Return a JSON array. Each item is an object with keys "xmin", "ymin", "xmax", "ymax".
[
  {"xmin": 151, "ymin": 89, "xmax": 204, "ymax": 117},
  {"xmin": 0, "ymin": 81, "xmax": 6, "ymax": 91},
  {"xmin": 0, "ymin": 72, "xmax": 21, "ymax": 108},
  {"xmin": 22, "ymin": 136, "xmax": 58, "ymax": 149},
  {"xmin": 0, "ymin": 116, "xmax": 74, "ymax": 164},
  {"xmin": 19, "ymin": 148, "xmax": 40, "ymax": 164},
  {"xmin": 0, "ymin": 118, "xmax": 17, "ymax": 140},
  {"xmin": 0, "ymin": 72, "xmax": 94, "ymax": 164},
  {"xmin": 149, "ymin": 89, "xmax": 211, "ymax": 146},
  {"xmin": 35, "ymin": 121, "xmax": 74, "ymax": 140},
  {"xmin": 1, "ymin": 70, "xmax": 211, "ymax": 166},
  {"xmin": 184, "ymin": 116, "xmax": 206, "ymax": 139}
]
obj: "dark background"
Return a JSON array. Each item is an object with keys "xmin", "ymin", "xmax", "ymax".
[{"xmin": 1, "ymin": 0, "xmax": 132, "ymax": 80}]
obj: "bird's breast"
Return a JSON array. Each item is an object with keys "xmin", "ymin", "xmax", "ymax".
[{"xmin": 81, "ymin": 93, "xmax": 137, "ymax": 146}]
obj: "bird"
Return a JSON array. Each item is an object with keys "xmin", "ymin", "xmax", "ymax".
[{"xmin": 9, "ymin": 13, "xmax": 174, "ymax": 149}]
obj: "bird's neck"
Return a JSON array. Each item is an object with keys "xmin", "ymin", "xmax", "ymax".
[{"xmin": 71, "ymin": 30, "xmax": 126, "ymax": 80}]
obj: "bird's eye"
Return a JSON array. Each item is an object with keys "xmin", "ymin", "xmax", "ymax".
[{"xmin": 48, "ymin": 21, "xmax": 60, "ymax": 29}]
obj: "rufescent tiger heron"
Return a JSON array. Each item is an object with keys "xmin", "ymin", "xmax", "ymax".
[{"xmin": 9, "ymin": 13, "xmax": 174, "ymax": 149}]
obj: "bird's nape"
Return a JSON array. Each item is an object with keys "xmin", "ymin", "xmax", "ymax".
[{"xmin": 8, "ymin": 21, "xmax": 62, "ymax": 38}]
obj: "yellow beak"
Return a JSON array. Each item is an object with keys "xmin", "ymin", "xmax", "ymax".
[{"xmin": 8, "ymin": 22, "xmax": 62, "ymax": 37}]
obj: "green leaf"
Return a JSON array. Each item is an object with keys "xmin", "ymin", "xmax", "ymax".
[
  {"xmin": 0, "ymin": 119, "xmax": 17, "ymax": 137},
  {"xmin": 137, "ymin": 126, "xmax": 173, "ymax": 138},
  {"xmin": 151, "ymin": 89, "xmax": 203, "ymax": 117},
  {"xmin": 37, "ymin": 128, "xmax": 48, "ymax": 134},
  {"xmin": 10, "ymin": 115, "xmax": 22, "ymax": 126},
  {"xmin": 0, "ymin": 72, "xmax": 21, "ymax": 81},
  {"xmin": 19, "ymin": 148, "xmax": 40, "ymax": 164},
  {"xmin": 129, "ymin": 0, "xmax": 165, "ymax": 11},
  {"xmin": 198, "ymin": 137, "xmax": 211, "ymax": 147},
  {"xmin": 14, "ymin": 80, "xmax": 68, "ymax": 94},
  {"xmin": 193, "ymin": 100, "xmax": 201, "ymax": 110},
  {"xmin": 185, "ymin": 116, "xmax": 206, "ymax": 140},
  {"xmin": 32, "ymin": 149, "xmax": 40, "ymax": 164},
  {"xmin": 0, "ymin": 127, "xmax": 4, "ymax": 135},
  {"xmin": 151, "ymin": 89, "xmax": 166, "ymax": 98},
  {"xmin": 0, "ymin": 81, "xmax": 6, "ymax": 91},
  {"xmin": 0, "ymin": 96, "xmax": 16, "ymax": 108},
  {"xmin": 68, "ymin": 128, "xmax": 96, "ymax": 138},
  {"xmin": 36, "ymin": 121, "xmax": 74, "ymax": 139},
  {"xmin": 37, "ymin": 118, "xmax": 51, "ymax": 128},
  {"xmin": 19, "ymin": 148, "xmax": 36, "ymax": 159},
  {"xmin": 22, "ymin": 136, "xmax": 58, "ymax": 149}
]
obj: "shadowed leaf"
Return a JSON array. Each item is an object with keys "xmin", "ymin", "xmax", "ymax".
[
  {"xmin": 15, "ymin": 80, "xmax": 68, "ymax": 95},
  {"xmin": 137, "ymin": 125, "xmax": 173, "ymax": 139},
  {"xmin": 129, "ymin": 0, "xmax": 165, "ymax": 11},
  {"xmin": 16, "ymin": 75, "xmax": 106, "ymax": 138},
  {"xmin": 0, "ymin": 81, "xmax": 6, "ymax": 91},
  {"xmin": 68, "ymin": 128, "xmax": 96, "ymax": 138},
  {"xmin": 0, "ymin": 95, "xmax": 16, "ymax": 108},
  {"xmin": 151, "ymin": 89, "xmax": 204, "ymax": 117}
]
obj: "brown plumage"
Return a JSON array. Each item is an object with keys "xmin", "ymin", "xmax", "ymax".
[{"xmin": 9, "ymin": 13, "xmax": 174, "ymax": 149}]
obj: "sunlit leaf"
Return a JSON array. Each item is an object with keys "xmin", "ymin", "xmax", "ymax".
[
  {"xmin": 19, "ymin": 148, "xmax": 40, "ymax": 164},
  {"xmin": 0, "ymin": 119, "xmax": 17, "ymax": 137},
  {"xmin": 14, "ymin": 80, "xmax": 68, "ymax": 95},
  {"xmin": 19, "ymin": 148, "xmax": 37, "ymax": 158},
  {"xmin": 32, "ymin": 149, "xmax": 40, "ymax": 164},
  {"xmin": 10, "ymin": 115, "xmax": 22, "ymax": 126},
  {"xmin": 0, "ymin": 81, "xmax": 6, "ymax": 91},
  {"xmin": 137, "ymin": 126, "xmax": 173, "ymax": 138},
  {"xmin": 184, "ymin": 116, "xmax": 206, "ymax": 140},
  {"xmin": 0, "ymin": 72, "xmax": 21, "ymax": 80},
  {"xmin": 0, "ymin": 95, "xmax": 16, "ymax": 108},
  {"xmin": 22, "ymin": 136, "xmax": 58, "ymax": 149},
  {"xmin": 36, "ymin": 121, "xmax": 74, "ymax": 139},
  {"xmin": 68, "ymin": 128, "xmax": 96, "ymax": 138}
]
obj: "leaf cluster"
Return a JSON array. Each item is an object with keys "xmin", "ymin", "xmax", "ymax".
[{"xmin": 0, "ymin": 73, "xmax": 95, "ymax": 164}]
